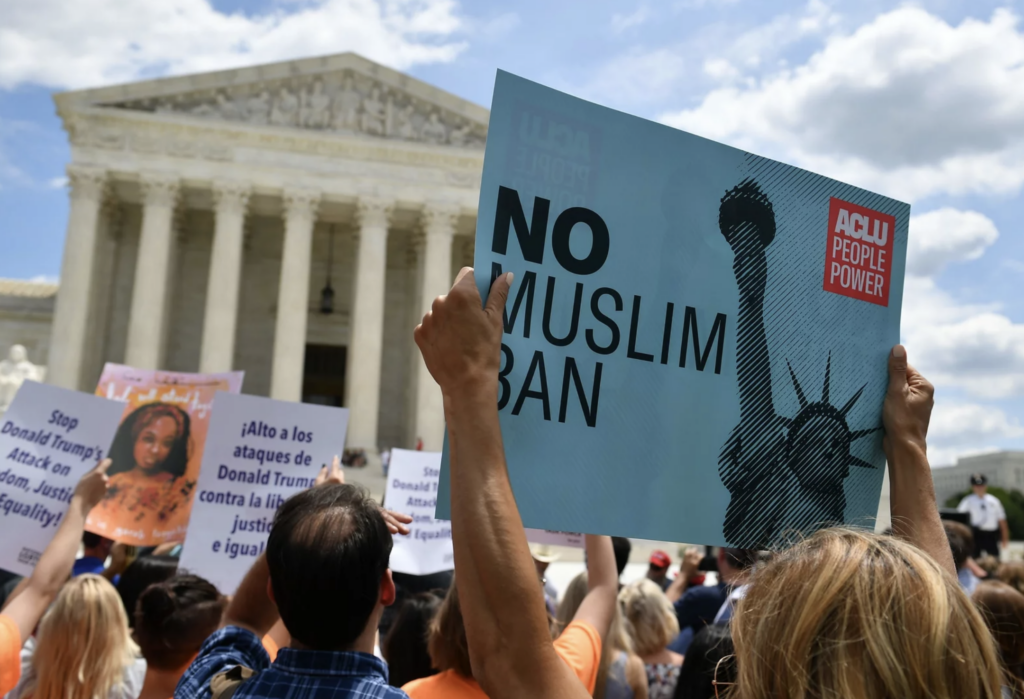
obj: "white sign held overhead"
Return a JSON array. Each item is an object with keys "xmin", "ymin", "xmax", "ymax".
[
  {"xmin": 177, "ymin": 392, "xmax": 349, "ymax": 594},
  {"xmin": 0, "ymin": 381, "xmax": 125, "ymax": 576},
  {"xmin": 386, "ymin": 449, "xmax": 454, "ymax": 576}
]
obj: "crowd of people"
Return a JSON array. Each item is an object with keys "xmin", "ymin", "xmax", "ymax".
[{"xmin": 1, "ymin": 267, "xmax": 1023, "ymax": 698}]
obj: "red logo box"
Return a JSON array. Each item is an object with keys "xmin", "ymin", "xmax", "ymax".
[{"xmin": 823, "ymin": 197, "xmax": 895, "ymax": 307}]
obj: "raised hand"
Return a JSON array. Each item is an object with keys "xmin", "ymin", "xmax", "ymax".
[
  {"xmin": 73, "ymin": 458, "xmax": 112, "ymax": 511},
  {"xmin": 414, "ymin": 267, "xmax": 513, "ymax": 399},
  {"xmin": 882, "ymin": 344, "xmax": 934, "ymax": 457},
  {"xmin": 315, "ymin": 455, "xmax": 345, "ymax": 486}
]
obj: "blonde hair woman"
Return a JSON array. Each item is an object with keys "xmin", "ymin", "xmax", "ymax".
[
  {"xmin": 619, "ymin": 580, "xmax": 682, "ymax": 699},
  {"xmin": 732, "ymin": 529, "xmax": 1004, "ymax": 699},
  {"xmin": 9, "ymin": 574, "xmax": 144, "ymax": 699},
  {"xmin": 558, "ymin": 573, "xmax": 647, "ymax": 699}
]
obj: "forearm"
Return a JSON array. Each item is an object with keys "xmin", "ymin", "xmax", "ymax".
[
  {"xmin": 1002, "ymin": 520, "xmax": 1010, "ymax": 546},
  {"xmin": 665, "ymin": 574, "xmax": 688, "ymax": 604},
  {"xmin": 887, "ymin": 441, "xmax": 955, "ymax": 576},
  {"xmin": 225, "ymin": 554, "xmax": 278, "ymax": 635},
  {"xmin": 575, "ymin": 535, "xmax": 617, "ymax": 640},
  {"xmin": 446, "ymin": 388, "xmax": 559, "ymax": 685},
  {"xmin": 31, "ymin": 496, "xmax": 89, "ymax": 597}
]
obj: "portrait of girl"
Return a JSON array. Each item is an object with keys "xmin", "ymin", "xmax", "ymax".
[
  {"xmin": 87, "ymin": 363, "xmax": 244, "ymax": 546},
  {"xmin": 93, "ymin": 403, "xmax": 195, "ymax": 536}
]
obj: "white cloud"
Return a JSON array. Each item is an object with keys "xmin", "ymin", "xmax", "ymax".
[
  {"xmin": 930, "ymin": 401, "xmax": 1024, "ymax": 445},
  {"xmin": 661, "ymin": 7, "xmax": 1024, "ymax": 201},
  {"xmin": 0, "ymin": 0, "xmax": 466, "ymax": 91},
  {"xmin": 907, "ymin": 208, "xmax": 999, "ymax": 277},
  {"xmin": 581, "ymin": 48, "xmax": 687, "ymax": 106},
  {"xmin": 926, "ymin": 401, "xmax": 1022, "ymax": 466},
  {"xmin": 611, "ymin": 6, "xmax": 651, "ymax": 34},
  {"xmin": 47, "ymin": 176, "xmax": 68, "ymax": 189}
]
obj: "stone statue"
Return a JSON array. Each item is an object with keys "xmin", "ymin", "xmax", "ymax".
[
  {"xmin": 449, "ymin": 120, "xmax": 471, "ymax": 147},
  {"xmin": 0, "ymin": 345, "xmax": 46, "ymax": 414},
  {"xmin": 270, "ymin": 87, "xmax": 299, "ymax": 127},
  {"xmin": 332, "ymin": 75, "xmax": 362, "ymax": 131},
  {"xmin": 216, "ymin": 92, "xmax": 240, "ymax": 121},
  {"xmin": 421, "ymin": 112, "xmax": 448, "ymax": 144},
  {"xmin": 394, "ymin": 103, "xmax": 418, "ymax": 140},
  {"xmin": 303, "ymin": 80, "xmax": 331, "ymax": 129},
  {"xmin": 360, "ymin": 87, "xmax": 387, "ymax": 136},
  {"xmin": 246, "ymin": 91, "xmax": 271, "ymax": 125}
]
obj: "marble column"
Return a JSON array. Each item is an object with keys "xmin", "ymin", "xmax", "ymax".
[
  {"xmin": 270, "ymin": 189, "xmax": 320, "ymax": 401},
  {"xmin": 344, "ymin": 197, "xmax": 392, "ymax": 451},
  {"xmin": 414, "ymin": 205, "xmax": 458, "ymax": 451},
  {"xmin": 199, "ymin": 182, "xmax": 251, "ymax": 373},
  {"xmin": 124, "ymin": 172, "xmax": 180, "ymax": 370},
  {"xmin": 47, "ymin": 165, "xmax": 108, "ymax": 389}
]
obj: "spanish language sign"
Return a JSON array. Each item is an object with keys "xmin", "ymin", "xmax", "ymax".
[
  {"xmin": 0, "ymin": 381, "xmax": 125, "ymax": 575},
  {"xmin": 86, "ymin": 364, "xmax": 244, "ymax": 546},
  {"xmin": 436, "ymin": 71, "xmax": 910, "ymax": 548},
  {"xmin": 177, "ymin": 391, "xmax": 349, "ymax": 594},
  {"xmin": 385, "ymin": 449, "xmax": 453, "ymax": 576}
]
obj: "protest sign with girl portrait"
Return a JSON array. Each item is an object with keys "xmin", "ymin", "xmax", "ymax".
[{"xmin": 85, "ymin": 364, "xmax": 243, "ymax": 545}]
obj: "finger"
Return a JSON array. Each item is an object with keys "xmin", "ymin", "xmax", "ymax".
[
  {"xmin": 887, "ymin": 344, "xmax": 907, "ymax": 393},
  {"xmin": 94, "ymin": 458, "xmax": 112, "ymax": 475},
  {"xmin": 331, "ymin": 455, "xmax": 344, "ymax": 483},
  {"xmin": 485, "ymin": 271, "xmax": 514, "ymax": 318},
  {"xmin": 315, "ymin": 464, "xmax": 328, "ymax": 485}
]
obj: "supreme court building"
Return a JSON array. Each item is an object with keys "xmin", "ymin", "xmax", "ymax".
[{"xmin": 20, "ymin": 52, "xmax": 489, "ymax": 457}]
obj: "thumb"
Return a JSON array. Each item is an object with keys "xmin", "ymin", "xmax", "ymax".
[
  {"xmin": 94, "ymin": 458, "xmax": 112, "ymax": 475},
  {"xmin": 887, "ymin": 345, "xmax": 908, "ymax": 393},
  {"xmin": 485, "ymin": 271, "xmax": 514, "ymax": 317}
]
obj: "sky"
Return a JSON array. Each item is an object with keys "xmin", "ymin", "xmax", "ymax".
[{"xmin": 0, "ymin": 0, "xmax": 1022, "ymax": 466}]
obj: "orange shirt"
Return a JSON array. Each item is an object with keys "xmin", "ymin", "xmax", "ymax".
[
  {"xmin": 0, "ymin": 614, "xmax": 21, "ymax": 695},
  {"xmin": 403, "ymin": 620, "xmax": 601, "ymax": 698}
]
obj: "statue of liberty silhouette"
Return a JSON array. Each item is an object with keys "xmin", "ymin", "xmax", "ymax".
[{"xmin": 717, "ymin": 179, "xmax": 881, "ymax": 548}]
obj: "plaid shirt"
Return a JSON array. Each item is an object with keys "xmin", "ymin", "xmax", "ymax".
[{"xmin": 175, "ymin": 626, "xmax": 409, "ymax": 699}]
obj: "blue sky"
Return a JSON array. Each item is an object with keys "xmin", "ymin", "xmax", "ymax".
[{"xmin": 1, "ymin": 0, "xmax": 1022, "ymax": 465}]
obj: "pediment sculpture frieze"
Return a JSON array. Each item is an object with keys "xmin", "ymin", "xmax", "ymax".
[{"xmin": 104, "ymin": 71, "xmax": 486, "ymax": 149}]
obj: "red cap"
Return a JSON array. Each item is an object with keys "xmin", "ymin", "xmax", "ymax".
[{"xmin": 649, "ymin": 550, "xmax": 671, "ymax": 568}]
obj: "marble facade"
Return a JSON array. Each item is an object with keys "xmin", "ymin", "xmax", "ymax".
[{"xmin": 40, "ymin": 52, "xmax": 486, "ymax": 456}]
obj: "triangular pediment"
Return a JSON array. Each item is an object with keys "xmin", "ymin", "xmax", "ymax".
[{"xmin": 55, "ymin": 52, "xmax": 489, "ymax": 149}]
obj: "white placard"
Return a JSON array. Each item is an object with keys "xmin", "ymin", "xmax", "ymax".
[
  {"xmin": 526, "ymin": 529, "xmax": 584, "ymax": 548},
  {"xmin": 177, "ymin": 392, "xmax": 349, "ymax": 593},
  {"xmin": 385, "ymin": 449, "xmax": 453, "ymax": 576},
  {"xmin": 0, "ymin": 381, "xmax": 125, "ymax": 575}
]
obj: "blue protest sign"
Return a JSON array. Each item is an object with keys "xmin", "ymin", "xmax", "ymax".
[{"xmin": 436, "ymin": 71, "xmax": 909, "ymax": 548}]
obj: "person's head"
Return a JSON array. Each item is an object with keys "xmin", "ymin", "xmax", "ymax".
[
  {"xmin": 732, "ymin": 528, "xmax": 1003, "ymax": 699},
  {"xmin": 82, "ymin": 531, "xmax": 113, "ymax": 559},
  {"xmin": 647, "ymin": 550, "xmax": 671, "ymax": 583},
  {"xmin": 972, "ymin": 473, "xmax": 989, "ymax": 496},
  {"xmin": 717, "ymin": 547, "xmax": 758, "ymax": 585},
  {"xmin": 117, "ymin": 554, "xmax": 179, "ymax": 627},
  {"xmin": 427, "ymin": 580, "xmax": 472, "ymax": 678},
  {"xmin": 530, "ymin": 544, "xmax": 559, "ymax": 577},
  {"xmin": 267, "ymin": 483, "xmax": 394, "ymax": 650},
  {"xmin": 618, "ymin": 579, "xmax": 680, "ymax": 657},
  {"xmin": 27, "ymin": 574, "xmax": 139, "ymax": 699},
  {"xmin": 134, "ymin": 574, "xmax": 225, "ymax": 673},
  {"xmin": 943, "ymin": 519, "xmax": 975, "ymax": 572},
  {"xmin": 978, "ymin": 554, "xmax": 1002, "ymax": 579},
  {"xmin": 612, "ymin": 537, "xmax": 632, "ymax": 579},
  {"xmin": 382, "ymin": 591, "xmax": 443, "ymax": 687},
  {"xmin": 973, "ymin": 581, "xmax": 1024, "ymax": 684},
  {"xmin": 108, "ymin": 403, "xmax": 191, "ymax": 478},
  {"xmin": 999, "ymin": 561, "xmax": 1024, "ymax": 596},
  {"xmin": 673, "ymin": 625, "xmax": 735, "ymax": 699},
  {"xmin": 555, "ymin": 571, "xmax": 589, "ymax": 634}
]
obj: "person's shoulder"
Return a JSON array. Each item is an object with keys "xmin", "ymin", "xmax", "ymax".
[
  {"xmin": 679, "ymin": 584, "xmax": 727, "ymax": 604},
  {"xmin": 173, "ymin": 626, "xmax": 271, "ymax": 699},
  {"xmin": 403, "ymin": 671, "xmax": 465, "ymax": 699}
]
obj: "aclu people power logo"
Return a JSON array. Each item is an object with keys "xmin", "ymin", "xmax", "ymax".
[{"xmin": 823, "ymin": 198, "xmax": 895, "ymax": 307}]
